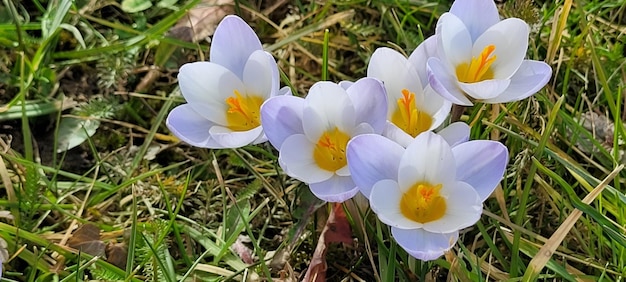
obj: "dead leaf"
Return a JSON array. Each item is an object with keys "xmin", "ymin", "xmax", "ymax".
[
  {"xmin": 105, "ymin": 242, "xmax": 128, "ymax": 270},
  {"xmin": 169, "ymin": 0, "xmax": 235, "ymax": 42},
  {"xmin": 302, "ymin": 203, "xmax": 353, "ymax": 282},
  {"xmin": 67, "ymin": 224, "xmax": 106, "ymax": 257},
  {"xmin": 230, "ymin": 235, "xmax": 254, "ymax": 264}
]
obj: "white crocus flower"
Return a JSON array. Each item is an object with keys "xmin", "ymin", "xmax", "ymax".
[
  {"xmin": 367, "ymin": 47, "xmax": 451, "ymax": 147},
  {"xmin": 166, "ymin": 15, "xmax": 286, "ymax": 148},
  {"xmin": 347, "ymin": 131, "xmax": 508, "ymax": 260},
  {"xmin": 427, "ymin": 0, "xmax": 552, "ymax": 106},
  {"xmin": 260, "ymin": 78, "xmax": 388, "ymax": 202}
]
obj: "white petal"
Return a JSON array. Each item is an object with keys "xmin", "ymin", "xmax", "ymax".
[
  {"xmin": 166, "ymin": 104, "xmax": 223, "ymax": 148},
  {"xmin": 449, "ymin": 0, "xmax": 500, "ymax": 41},
  {"xmin": 260, "ymin": 96, "xmax": 305, "ymax": 149},
  {"xmin": 408, "ymin": 36, "xmax": 438, "ymax": 87},
  {"xmin": 438, "ymin": 122, "xmax": 470, "ymax": 147},
  {"xmin": 336, "ymin": 165, "xmax": 351, "ymax": 176},
  {"xmin": 437, "ymin": 13, "xmax": 473, "ymax": 70},
  {"xmin": 482, "ymin": 60, "xmax": 552, "ymax": 103},
  {"xmin": 422, "ymin": 181, "xmax": 482, "ymax": 233},
  {"xmin": 346, "ymin": 77, "xmax": 388, "ymax": 133},
  {"xmin": 251, "ymin": 133, "xmax": 268, "ymax": 145},
  {"xmin": 427, "ymin": 58, "xmax": 473, "ymax": 106},
  {"xmin": 452, "ymin": 140, "xmax": 508, "ymax": 202},
  {"xmin": 243, "ymin": 50, "xmax": 276, "ymax": 99},
  {"xmin": 370, "ymin": 179, "xmax": 423, "ymax": 229},
  {"xmin": 178, "ymin": 62, "xmax": 245, "ymax": 125},
  {"xmin": 279, "ymin": 134, "xmax": 333, "ymax": 183},
  {"xmin": 309, "ymin": 176, "xmax": 358, "ymax": 202},
  {"xmin": 351, "ymin": 123, "xmax": 376, "ymax": 136},
  {"xmin": 367, "ymin": 47, "xmax": 423, "ymax": 117},
  {"xmin": 208, "ymin": 125, "xmax": 263, "ymax": 148},
  {"xmin": 382, "ymin": 122, "xmax": 414, "ymax": 148},
  {"xmin": 267, "ymin": 51, "xmax": 281, "ymax": 97},
  {"xmin": 391, "ymin": 228, "xmax": 459, "ymax": 261},
  {"xmin": 302, "ymin": 82, "xmax": 355, "ymax": 141},
  {"xmin": 422, "ymin": 85, "xmax": 452, "ymax": 129},
  {"xmin": 398, "ymin": 132, "xmax": 455, "ymax": 191},
  {"xmin": 347, "ymin": 134, "xmax": 404, "ymax": 198},
  {"xmin": 473, "ymin": 18, "xmax": 529, "ymax": 79},
  {"xmin": 458, "ymin": 79, "xmax": 511, "ymax": 100},
  {"xmin": 210, "ymin": 15, "xmax": 263, "ymax": 78}
]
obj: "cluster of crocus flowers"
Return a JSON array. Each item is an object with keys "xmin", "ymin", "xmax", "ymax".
[{"xmin": 165, "ymin": 0, "xmax": 552, "ymax": 263}]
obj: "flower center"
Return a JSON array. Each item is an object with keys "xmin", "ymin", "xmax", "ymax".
[
  {"xmin": 225, "ymin": 90, "xmax": 264, "ymax": 131},
  {"xmin": 390, "ymin": 89, "xmax": 433, "ymax": 137},
  {"xmin": 313, "ymin": 127, "xmax": 350, "ymax": 172},
  {"xmin": 455, "ymin": 44, "xmax": 497, "ymax": 83},
  {"xmin": 400, "ymin": 182, "xmax": 446, "ymax": 223}
]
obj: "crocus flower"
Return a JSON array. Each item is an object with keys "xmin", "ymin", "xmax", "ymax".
[
  {"xmin": 427, "ymin": 0, "xmax": 552, "ymax": 106},
  {"xmin": 166, "ymin": 15, "xmax": 285, "ymax": 148},
  {"xmin": 260, "ymin": 78, "xmax": 388, "ymax": 202},
  {"xmin": 367, "ymin": 47, "xmax": 451, "ymax": 147},
  {"xmin": 347, "ymin": 131, "xmax": 508, "ymax": 260}
]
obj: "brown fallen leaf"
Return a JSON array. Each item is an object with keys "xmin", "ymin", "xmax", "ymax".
[
  {"xmin": 67, "ymin": 223, "xmax": 106, "ymax": 257},
  {"xmin": 302, "ymin": 203, "xmax": 353, "ymax": 282},
  {"xmin": 106, "ymin": 242, "xmax": 128, "ymax": 270},
  {"xmin": 230, "ymin": 235, "xmax": 254, "ymax": 264},
  {"xmin": 169, "ymin": 0, "xmax": 235, "ymax": 42}
]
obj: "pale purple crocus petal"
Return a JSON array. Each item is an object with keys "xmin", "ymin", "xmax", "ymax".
[
  {"xmin": 338, "ymin": 80, "xmax": 354, "ymax": 90},
  {"xmin": 260, "ymin": 96, "xmax": 305, "ymax": 149},
  {"xmin": 210, "ymin": 15, "xmax": 263, "ymax": 78},
  {"xmin": 208, "ymin": 126, "xmax": 264, "ymax": 148},
  {"xmin": 473, "ymin": 18, "xmax": 529, "ymax": 79},
  {"xmin": 370, "ymin": 179, "xmax": 423, "ymax": 230},
  {"xmin": 427, "ymin": 57, "xmax": 473, "ymax": 106},
  {"xmin": 398, "ymin": 132, "xmax": 456, "ymax": 190},
  {"xmin": 279, "ymin": 134, "xmax": 333, "ymax": 183},
  {"xmin": 437, "ymin": 13, "xmax": 473, "ymax": 70},
  {"xmin": 278, "ymin": 86, "xmax": 292, "ymax": 96},
  {"xmin": 391, "ymin": 228, "xmax": 459, "ymax": 261},
  {"xmin": 452, "ymin": 140, "xmax": 508, "ymax": 202},
  {"xmin": 178, "ymin": 62, "xmax": 245, "ymax": 125},
  {"xmin": 166, "ymin": 104, "xmax": 223, "ymax": 148},
  {"xmin": 449, "ymin": 0, "xmax": 500, "ymax": 41},
  {"xmin": 482, "ymin": 60, "xmax": 552, "ymax": 103},
  {"xmin": 438, "ymin": 122, "xmax": 470, "ymax": 147},
  {"xmin": 421, "ymin": 181, "xmax": 482, "ymax": 233},
  {"xmin": 243, "ymin": 50, "xmax": 276, "ymax": 99},
  {"xmin": 382, "ymin": 122, "xmax": 414, "ymax": 148},
  {"xmin": 408, "ymin": 36, "xmax": 438, "ymax": 87},
  {"xmin": 303, "ymin": 82, "xmax": 356, "ymax": 141},
  {"xmin": 458, "ymin": 79, "xmax": 511, "ymax": 100},
  {"xmin": 347, "ymin": 134, "xmax": 404, "ymax": 198},
  {"xmin": 346, "ymin": 77, "xmax": 388, "ymax": 133},
  {"xmin": 309, "ymin": 176, "xmax": 359, "ymax": 203}
]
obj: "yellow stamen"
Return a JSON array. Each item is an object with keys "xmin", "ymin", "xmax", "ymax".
[
  {"xmin": 225, "ymin": 90, "xmax": 264, "ymax": 131},
  {"xmin": 313, "ymin": 127, "xmax": 350, "ymax": 172},
  {"xmin": 390, "ymin": 89, "xmax": 433, "ymax": 137},
  {"xmin": 456, "ymin": 44, "xmax": 497, "ymax": 83},
  {"xmin": 400, "ymin": 182, "xmax": 446, "ymax": 223}
]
